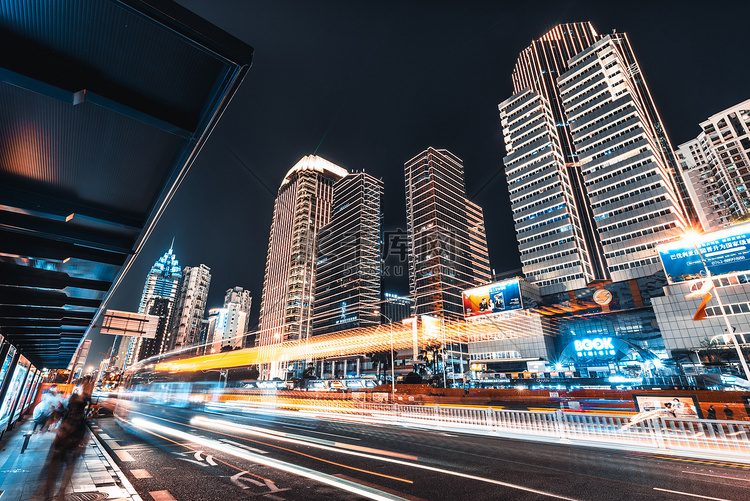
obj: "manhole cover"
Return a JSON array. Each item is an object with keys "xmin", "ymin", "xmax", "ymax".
[{"xmin": 66, "ymin": 493, "xmax": 109, "ymax": 501}]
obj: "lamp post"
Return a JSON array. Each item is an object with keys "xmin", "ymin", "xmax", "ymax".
[
  {"xmin": 382, "ymin": 314, "xmax": 396, "ymax": 395},
  {"xmin": 688, "ymin": 238, "xmax": 750, "ymax": 382}
]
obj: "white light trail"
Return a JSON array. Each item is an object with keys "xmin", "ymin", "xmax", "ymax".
[
  {"xmin": 130, "ymin": 418, "xmax": 406, "ymax": 501},
  {"xmin": 190, "ymin": 416, "xmax": 581, "ymax": 501}
]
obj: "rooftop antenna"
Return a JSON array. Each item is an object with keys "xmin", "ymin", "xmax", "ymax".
[{"xmin": 170, "ymin": 236, "xmax": 175, "ymax": 252}]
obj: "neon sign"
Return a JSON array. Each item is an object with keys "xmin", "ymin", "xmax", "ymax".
[{"xmin": 574, "ymin": 337, "xmax": 616, "ymax": 358}]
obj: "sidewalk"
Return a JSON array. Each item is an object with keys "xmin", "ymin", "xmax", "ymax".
[{"xmin": 0, "ymin": 417, "xmax": 141, "ymax": 501}]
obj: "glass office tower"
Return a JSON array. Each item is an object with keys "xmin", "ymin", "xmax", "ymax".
[
  {"xmin": 404, "ymin": 147, "xmax": 491, "ymax": 320},
  {"xmin": 313, "ymin": 172, "xmax": 383, "ymax": 336}
]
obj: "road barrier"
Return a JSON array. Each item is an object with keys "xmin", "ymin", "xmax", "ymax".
[{"xmin": 215, "ymin": 398, "xmax": 750, "ymax": 460}]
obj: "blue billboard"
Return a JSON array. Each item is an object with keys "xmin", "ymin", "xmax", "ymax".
[
  {"xmin": 658, "ymin": 224, "xmax": 750, "ymax": 284},
  {"xmin": 462, "ymin": 279, "xmax": 523, "ymax": 318}
]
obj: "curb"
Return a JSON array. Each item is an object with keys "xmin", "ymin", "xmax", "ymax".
[{"xmin": 87, "ymin": 425, "xmax": 143, "ymax": 501}]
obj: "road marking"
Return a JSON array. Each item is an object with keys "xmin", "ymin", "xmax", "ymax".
[
  {"xmin": 282, "ymin": 425, "xmax": 361, "ymax": 441},
  {"xmin": 219, "ymin": 438, "xmax": 269, "ymax": 454},
  {"xmin": 114, "ymin": 450, "xmax": 134, "ymax": 462},
  {"xmin": 681, "ymin": 471, "xmax": 750, "ymax": 482},
  {"xmin": 653, "ymin": 488, "xmax": 733, "ymax": 500},
  {"xmin": 104, "ymin": 439, "xmax": 122, "ymax": 449},
  {"xmin": 194, "ymin": 451, "xmax": 218, "ymax": 466},
  {"xmin": 149, "ymin": 490, "xmax": 177, "ymax": 501},
  {"xmin": 99, "ymin": 433, "xmax": 111, "ymax": 440},
  {"xmin": 334, "ymin": 442, "xmax": 418, "ymax": 461},
  {"xmin": 335, "ymin": 474, "xmax": 428, "ymax": 501},
  {"xmin": 190, "ymin": 416, "xmax": 579, "ymax": 500},
  {"xmin": 130, "ymin": 469, "xmax": 152, "ymax": 479}
]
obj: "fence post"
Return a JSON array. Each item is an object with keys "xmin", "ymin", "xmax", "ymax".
[
  {"xmin": 555, "ymin": 409, "xmax": 567, "ymax": 440},
  {"xmin": 651, "ymin": 417, "xmax": 667, "ymax": 450}
]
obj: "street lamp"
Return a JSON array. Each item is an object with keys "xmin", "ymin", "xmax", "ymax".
[
  {"xmin": 685, "ymin": 232, "xmax": 750, "ymax": 382},
  {"xmin": 382, "ymin": 314, "xmax": 396, "ymax": 395}
]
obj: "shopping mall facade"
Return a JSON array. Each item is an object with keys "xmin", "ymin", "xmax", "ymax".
[{"xmin": 463, "ymin": 224, "xmax": 750, "ymax": 383}]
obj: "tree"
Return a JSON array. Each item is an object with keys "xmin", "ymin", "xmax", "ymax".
[{"xmin": 367, "ymin": 351, "xmax": 395, "ymax": 380}]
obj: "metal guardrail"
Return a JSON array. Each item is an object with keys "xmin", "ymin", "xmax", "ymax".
[{"xmin": 203, "ymin": 395, "xmax": 750, "ymax": 459}]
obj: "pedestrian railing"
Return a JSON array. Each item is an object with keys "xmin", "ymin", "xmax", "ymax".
[{"xmin": 206, "ymin": 396, "xmax": 750, "ymax": 459}]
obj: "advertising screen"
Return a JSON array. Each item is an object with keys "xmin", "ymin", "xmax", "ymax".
[
  {"xmin": 13, "ymin": 368, "xmax": 36, "ymax": 420},
  {"xmin": 0, "ymin": 345, "xmax": 16, "ymax": 395},
  {"xmin": 462, "ymin": 279, "xmax": 522, "ymax": 318},
  {"xmin": 0, "ymin": 356, "xmax": 29, "ymax": 424},
  {"xmin": 657, "ymin": 223, "xmax": 750, "ymax": 284},
  {"xmin": 633, "ymin": 394, "xmax": 702, "ymax": 418}
]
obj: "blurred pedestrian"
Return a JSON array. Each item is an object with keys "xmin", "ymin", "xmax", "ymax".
[
  {"xmin": 706, "ymin": 404, "xmax": 717, "ymax": 420},
  {"xmin": 36, "ymin": 378, "xmax": 93, "ymax": 500},
  {"xmin": 32, "ymin": 387, "xmax": 56, "ymax": 433},
  {"xmin": 723, "ymin": 404, "xmax": 734, "ymax": 421}
]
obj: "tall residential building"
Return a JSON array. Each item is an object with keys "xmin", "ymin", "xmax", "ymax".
[
  {"xmin": 558, "ymin": 34, "xmax": 688, "ymax": 283},
  {"xmin": 313, "ymin": 172, "xmax": 383, "ymax": 336},
  {"xmin": 224, "ymin": 286, "xmax": 252, "ymax": 346},
  {"xmin": 404, "ymin": 147, "xmax": 491, "ymax": 320},
  {"xmin": 257, "ymin": 155, "xmax": 348, "ymax": 377},
  {"xmin": 676, "ymin": 100, "xmax": 750, "ymax": 231},
  {"xmin": 498, "ymin": 23, "xmax": 691, "ymax": 294},
  {"xmin": 116, "ymin": 245, "xmax": 181, "ymax": 367},
  {"xmin": 171, "ymin": 264, "xmax": 211, "ymax": 351},
  {"xmin": 207, "ymin": 288, "xmax": 251, "ymax": 352}
]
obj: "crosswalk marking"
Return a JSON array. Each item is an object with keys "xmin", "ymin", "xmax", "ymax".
[
  {"xmin": 104, "ymin": 439, "xmax": 122, "ymax": 449},
  {"xmin": 114, "ymin": 450, "xmax": 135, "ymax": 462},
  {"xmin": 130, "ymin": 469, "xmax": 152, "ymax": 479},
  {"xmin": 149, "ymin": 490, "xmax": 177, "ymax": 501}
]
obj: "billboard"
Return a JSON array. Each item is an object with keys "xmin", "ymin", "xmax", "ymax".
[
  {"xmin": 657, "ymin": 223, "xmax": 750, "ymax": 284},
  {"xmin": 100, "ymin": 310, "xmax": 159, "ymax": 339},
  {"xmin": 633, "ymin": 394, "xmax": 702, "ymax": 419},
  {"xmin": 462, "ymin": 279, "xmax": 523, "ymax": 318}
]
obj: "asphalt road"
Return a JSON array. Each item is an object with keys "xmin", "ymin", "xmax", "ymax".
[{"xmin": 91, "ymin": 401, "xmax": 750, "ymax": 501}]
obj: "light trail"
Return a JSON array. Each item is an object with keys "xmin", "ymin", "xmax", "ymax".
[
  {"xmin": 191, "ymin": 416, "xmax": 582, "ymax": 501},
  {"xmin": 653, "ymin": 487, "xmax": 734, "ymax": 500},
  {"xmin": 681, "ymin": 471, "xmax": 750, "ymax": 482},
  {"xmin": 130, "ymin": 417, "xmax": 409, "ymax": 501}
]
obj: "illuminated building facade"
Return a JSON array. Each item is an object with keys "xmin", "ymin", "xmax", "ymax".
[
  {"xmin": 676, "ymin": 100, "xmax": 750, "ymax": 232},
  {"xmin": 404, "ymin": 147, "xmax": 491, "ymax": 320},
  {"xmin": 171, "ymin": 264, "xmax": 211, "ymax": 351},
  {"xmin": 257, "ymin": 155, "xmax": 347, "ymax": 377},
  {"xmin": 116, "ymin": 245, "xmax": 181, "ymax": 367},
  {"xmin": 499, "ymin": 22, "xmax": 692, "ymax": 294},
  {"xmin": 382, "ymin": 292, "xmax": 413, "ymax": 323},
  {"xmin": 207, "ymin": 288, "xmax": 251, "ymax": 352},
  {"xmin": 313, "ymin": 172, "xmax": 383, "ymax": 336}
]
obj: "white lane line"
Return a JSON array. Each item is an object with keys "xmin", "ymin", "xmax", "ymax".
[
  {"xmin": 282, "ymin": 425, "xmax": 362, "ymax": 441},
  {"xmin": 653, "ymin": 487, "xmax": 733, "ymax": 500},
  {"xmin": 149, "ymin": 490, "xmax": 177, "ymax": 501},
  {"xmin": 114, "ymin": 450, "xmax": 135, "ymax": 462},
  {"xmin": 681, "ymin": 471, "xmax": 750, "ymax": 482},
  {"xmin": 219, "ymin": 438, "xmax": 269, "ymax": 454},
  {"xmin": 192, "ymin": 416, "xmax": 580, "ymax": 500},
  {"xmin": 130, "ymin": 469, "xmax": 152, "ymax": 479}
]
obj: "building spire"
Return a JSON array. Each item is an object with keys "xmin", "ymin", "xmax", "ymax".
[{"xmin": 170, "ymin": 236, "xmax": 175, "ymax": 253}]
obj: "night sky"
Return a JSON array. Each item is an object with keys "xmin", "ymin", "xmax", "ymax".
[{"xmin": 88, "ymin": 0, "xmax": 750, "ymax": 365}]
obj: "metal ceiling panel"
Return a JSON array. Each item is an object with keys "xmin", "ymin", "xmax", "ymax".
[{"xmin": 0, "ymin": 0, "xmax": 253, "ymax": 369}]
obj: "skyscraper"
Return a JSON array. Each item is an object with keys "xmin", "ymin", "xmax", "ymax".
[
  {"xmin": 171, "ymin": 264, "xmax": 211, "ymax": 351},
  {"xmin": 207, "ymin": 287, "xmax": 251, "ymax": 352},
  {"xmin": 116, "ymin": 245, "xmax": 181, "ymax": 367},
  {"xmin": 676, "ymin": 100, "xmax": 750, "ymax": 231},
  {"xmin": 224, "ymin": 286, "xmax": 252, "ymax": 346},
  {"xmin": 404, "ymin": 147, "xmax": 491, "ymax": 320},
  {"xmin": 257, "ymin": 155, "xmax": 348, "ymax": 378},
  {"xmin": 498, "ymin": 23, "xmax": 691, "ymax": 293},
  {"xmin": 313, "ymin": 172, "xmax": 383, "ymax": 336}
]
